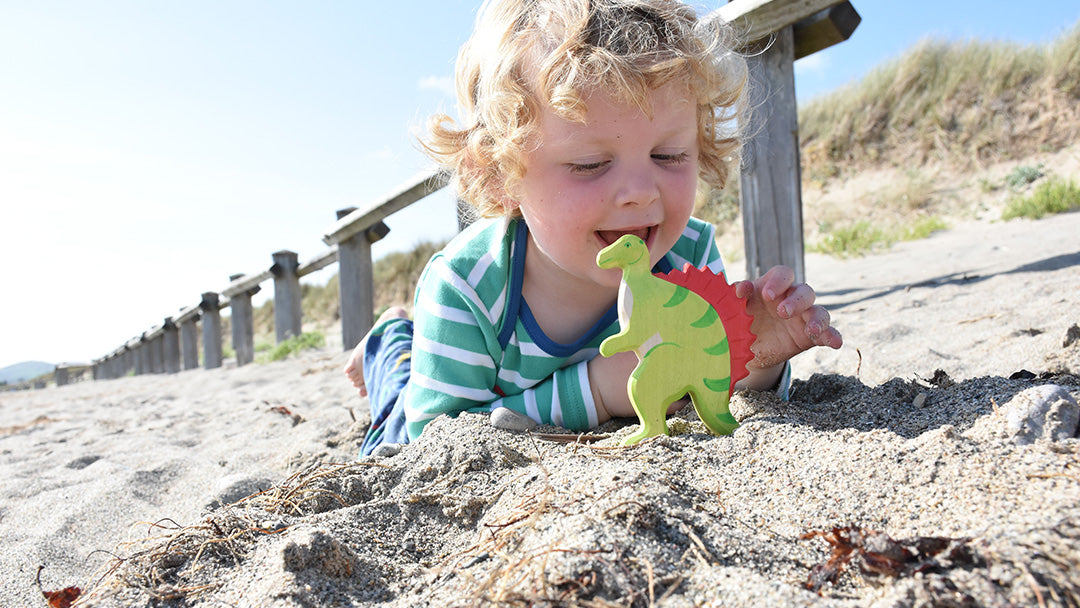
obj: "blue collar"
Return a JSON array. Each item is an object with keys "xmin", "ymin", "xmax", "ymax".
[{"xmin": 498, "ymin": 220, "xmax": 672, "ymax": 353}]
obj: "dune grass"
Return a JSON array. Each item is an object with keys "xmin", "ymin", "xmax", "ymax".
[
  {"xmin": 799, "ymin": 21, "xmax": 1080, "ymax": 178},
  {"xmin": 812, "ymin": 216, "xmax": 948, "ymax": 258},
  {"xmin": 258, "ymin": 332, "xmax": 326, "ymax": 363},
  {"xmin": 1003, "ymin": 177, "xmax": 1080, "ymax": 220}
]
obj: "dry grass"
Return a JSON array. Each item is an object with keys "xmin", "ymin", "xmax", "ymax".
[
  {"xmin": 799, "ymin": 21, "xmax": 1080, "ymax": 179},
  {"xmin": 82, "ymin": 461, "xmax": 394, "ymax": 605}
]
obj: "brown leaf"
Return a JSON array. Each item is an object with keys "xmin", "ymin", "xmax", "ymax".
[
  {"xmin": 43, "ymin": 586, "xmax": 81, "ymax": 608},
  {"xmin": 36, "ymin": 566, "xmax": 81, "ymax": 608}
]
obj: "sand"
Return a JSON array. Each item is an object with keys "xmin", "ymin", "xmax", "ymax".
[{"xmin": 2, "ymin": 212, "xmax": 1079, "ymax": 607}]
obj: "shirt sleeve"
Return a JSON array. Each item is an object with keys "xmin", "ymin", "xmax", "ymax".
[
  {"xmin": 402, "ymin": 255, "xmax": 599, "ymax": 440},
  {"xmin": 488, "ymin": 359, "xmax": 598, "ymax": 431},
  {"xmin": 403, "ymin": 255, "xmax": 503, "ymax": 440}
]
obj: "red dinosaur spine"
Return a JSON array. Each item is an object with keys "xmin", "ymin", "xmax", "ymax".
[{"xmin": 656, "ymin": 264, "xmax": 756, "ymax": 396}]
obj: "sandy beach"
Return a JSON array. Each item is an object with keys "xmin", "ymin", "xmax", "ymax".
[{"xmin": 2, "ymin": 211, "xmax": 1078, "ymax": 607}]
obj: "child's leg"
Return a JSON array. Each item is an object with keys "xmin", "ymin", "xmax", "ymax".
[{"xmin": 354, "ymin": 308, "xmax": 414, "ymax": 456}]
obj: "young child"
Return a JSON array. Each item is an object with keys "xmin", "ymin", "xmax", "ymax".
[{"xmin": 345, "ymin": 0, "xmax": 842, "ymax": 456}]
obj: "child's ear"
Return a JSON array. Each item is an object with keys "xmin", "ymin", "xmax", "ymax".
[{"xmin": 498, "ymin": 181, "xmax": 521, "ymax": 215}]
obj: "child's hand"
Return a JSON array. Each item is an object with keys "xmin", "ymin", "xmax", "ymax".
[{"xmin": 734, "ymin": 265, "xmax": 842, "ymax": 373}]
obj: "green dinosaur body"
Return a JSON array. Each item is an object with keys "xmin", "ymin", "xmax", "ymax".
[{"xmin": 597, "ymin": 235, "xmax": 754, "ymax": 445}]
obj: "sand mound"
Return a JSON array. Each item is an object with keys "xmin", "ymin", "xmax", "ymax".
[{"xmin": 3, "ymin": 213, "xmax": 1079, "ymax": 607}]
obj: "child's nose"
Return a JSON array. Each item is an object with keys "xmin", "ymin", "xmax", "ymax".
[{"xmin": 613, "ymin": 163, "xmax": 660, "ymax": 208}]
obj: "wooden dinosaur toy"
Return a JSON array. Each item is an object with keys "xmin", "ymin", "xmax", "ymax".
[{"xmin": 597, "ymin": 235, "xmax": 755, "ymax": 445}]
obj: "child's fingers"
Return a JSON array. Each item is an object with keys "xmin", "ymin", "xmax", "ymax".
[
  {"xmin": 759, "ymin": 266, "xmax": 796, "ymax": 300},
  {"xmin": 802, "ymin": 306, "xmax": 843, "ymax": 348},
  {"xmin": 734, "ymin": 279, "xmax": 755, "ymax": 299},
  {"xmin": 777, "ymin": 283, "xmax": 816, "ymax": 318},
  {"xmin": 811, "ymin": 324, "xmax": 844, "ymax": 349}
]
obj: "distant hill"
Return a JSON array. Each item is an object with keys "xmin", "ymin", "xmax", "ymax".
[{"xmin": 0, "ymin": 361, "xmax": 55, "ymax": 385}]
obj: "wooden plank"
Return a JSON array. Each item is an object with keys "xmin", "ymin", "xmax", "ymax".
[
  {"xmin": 175, "ymin": 305, "xmax": 201, "ymax": 324},
  {"xmin": 297, "ymin": 245, "xmax": 339, "ymax": 278},
  {"xmin": 222, "ymin": 270, "xmax": 272, "ymax": 298},
  {"xmin": 792, "ymin": 1, "xmax": 860, "ymax": 60},
  {"xmin": 323, "ymin": 169, "xmax": 449, "ymax": 246},
  {"xmin": 709, "ymin": 0, "xmax": 845, "ymax": 44},
  {"xmin": 738, "ymin": 25, "xmax": 805, "ymax": 283}
]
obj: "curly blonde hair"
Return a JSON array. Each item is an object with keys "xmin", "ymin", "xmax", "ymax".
[{"xmin": 421, "ymin": 0, "xmax": 748, "ymax": 219}]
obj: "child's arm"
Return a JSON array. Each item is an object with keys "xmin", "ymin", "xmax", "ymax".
[
  {"xmin": 402, "ymin": 258, "xmax": 604, "ymax": 439},
  {"xmin": 733, "ymin": 265, "xmax": 842, "ymax": 390},
  {"xmin": 587, "ymin": 349, "xmax": 638, "ymax": 422}
]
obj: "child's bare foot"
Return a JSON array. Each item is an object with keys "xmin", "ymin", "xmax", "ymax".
[{"xmin": 343, "ymin": 306, "xmax": 409, "ymax": 398}]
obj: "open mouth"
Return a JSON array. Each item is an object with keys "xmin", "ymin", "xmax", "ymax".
[{"xmin": 596, "ymin": 226, "xmax": 653, "ymax": 247}]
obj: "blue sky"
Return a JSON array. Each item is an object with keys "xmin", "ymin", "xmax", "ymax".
[{"xmin": 2, "ymin": 1, "xmax": 1078, "ymax": 369}]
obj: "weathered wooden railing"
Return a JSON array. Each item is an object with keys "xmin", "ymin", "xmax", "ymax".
[
  {"xmin": 81, "ymin": 171, "xmax": 449, "ymax": 382},
  {"xmin": 62, "ymin": 0, "xmax": 858, "ymax": 386}
]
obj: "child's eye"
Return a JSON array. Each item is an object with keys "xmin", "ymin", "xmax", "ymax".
[
  {"xmin": 652, "ymin": 152, "xmax": 690, "ymax": 166},
  {"xmin": 567, "ymin": 161, "xmax": 609, "ymax": 176}
]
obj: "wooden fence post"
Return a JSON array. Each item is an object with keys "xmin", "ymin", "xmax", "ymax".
[
  {"xmin": 323, "ymin": 172, "xmax": 446, "ymax": 352},
  {"xmin": 335, "ymin": 210, "xmax": 391, "ymax": 352},
  {"xmin": 227, "ymin": 273, "xmax": 258, "ymax": 366},
  {"xmin": 126, "ymin": 338, "xmax": 140, "ymax": 376},
  {"xmin": 151, "ymin": 331, "xmax": 165, "ymax": 374},
  {"xmin": 135, "ymin": 336, "xmax": 149, "ymax": 375},
  {"xmin": 126, "ymin": 345, "xmax": 137, "ymax": 376},
  {"xmin": 179, "ymin": 315, "xmax": 200, "ymax": 370},
  {"xmin": 200, "ymin": 292, "xmax": 224, "ymax": 369},
  {"xmin": 163, "ymin": 318, "xmax": 181, "ymax": 374},
  {"xmin": 270, "ymin": 250, "xmax": 302, "ymax": 343},
  {"xmin": 739, "ymin": 25, "xmax": 805, "ymax": 283}
]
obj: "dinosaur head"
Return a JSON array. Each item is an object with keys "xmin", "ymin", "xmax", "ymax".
[{"xmin": 597, "ymin": 235, "xmax": 648, "ymax": 270}]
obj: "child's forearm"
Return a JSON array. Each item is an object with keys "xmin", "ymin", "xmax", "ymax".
[
  {"xmin": 737, "ymin": 361, "xmax": 786, "ymax": 392},
  {"xmin": 588, "ymin": 352, "xmax": 638, "ymax": 424}
]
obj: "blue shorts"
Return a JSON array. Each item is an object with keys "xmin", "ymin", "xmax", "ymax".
[{"xmin": 358, "ymin": 317, "xmax": 414, "ymax": 456}]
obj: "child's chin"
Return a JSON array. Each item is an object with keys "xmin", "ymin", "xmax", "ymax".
[{"xmin": 594, "ymin": 269, "xmax": 625, "ymax": 289}]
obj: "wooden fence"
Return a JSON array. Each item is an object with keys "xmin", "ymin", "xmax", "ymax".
[{"xmin": 55, "ymin": 0, "xmax": 859, "ymax": 386}]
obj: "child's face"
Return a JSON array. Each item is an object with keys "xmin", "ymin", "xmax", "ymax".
[{"xmin": 515, "ymin": 81, "xmax": 699, "ymax": 291}]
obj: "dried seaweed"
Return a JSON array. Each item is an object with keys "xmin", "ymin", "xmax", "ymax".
[{"xmin": 801, "ymin": 526, "xmax": 976, "ymax": 592}]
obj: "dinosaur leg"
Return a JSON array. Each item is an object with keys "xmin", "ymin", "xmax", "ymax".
[
  {"xmin": 689, "ymin": 379, "xmax": 739, "ymax": 436},
  {"xmin": 623, "ymin": 360, "xmax": 684, "ymax": 445}
]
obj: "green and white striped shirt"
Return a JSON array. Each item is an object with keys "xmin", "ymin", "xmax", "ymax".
[{"xmin": 401, "ymin": 216, "xmax": 727, "ymax": 440}]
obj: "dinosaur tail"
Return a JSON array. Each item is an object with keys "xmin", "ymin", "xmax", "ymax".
[{"xmin": 657, "ymin": 264, "xmax": 755, "ymax": 396}]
